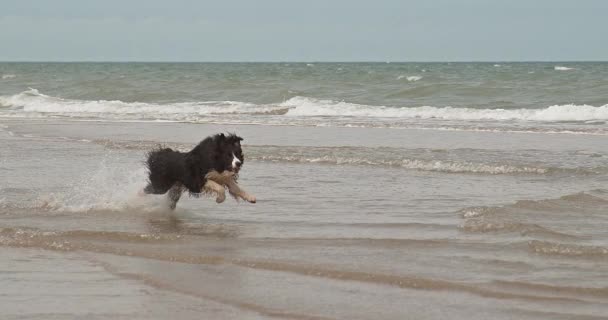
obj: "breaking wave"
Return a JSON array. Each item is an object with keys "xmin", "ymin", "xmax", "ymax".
[
  {"xmin": 280, "ymin": 97, "xmax": 608, "ymax": 122},
  {"xmin": 554, "ymin": 66, "xmax": 574, "ymax": 71},
  {"xmin": 0, "ymin": 89, "xmax": 287, "ymax": 120},
  {"xmin": 2, "ymin": 89, "xmax": 608, "ymax": 124},
  {"xmin": 396, "ymin": 75, "xmax": 422, "ymax": 81}
]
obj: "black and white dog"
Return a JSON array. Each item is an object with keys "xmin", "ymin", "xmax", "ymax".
[{"xmin": 143, "ymin": 133, "xmax": 256, "ymax": 209}]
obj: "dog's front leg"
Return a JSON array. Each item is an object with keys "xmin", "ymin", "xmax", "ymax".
[
  {"xmin": 202, "ymin": 180, "xmax": 226, "ymax": 203},
  {"xmin": 226, "ymin": 179, "xmax": 256, "ymax": 203}
]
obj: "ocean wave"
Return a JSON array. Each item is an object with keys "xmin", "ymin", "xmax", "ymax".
[
  {"xmin": 528, "ymin": 240, "xmax": 608, "ymax": 258},
  {"xmin": 250, "ymin": 154, "xmax": 549, "ymax": 175},
  {"xmin": 0, "ymin": 227, "xmax": 179, "ymax": 244},
  {"xmin": 554, "ymin": 66, "xmax": 574, "ymax": 71},
  {"xmin": 89, "ymin": 142, "xmax": 601, "ymax": 176},
  {"xmin": 2, "ymin": 89, "xmax": 608, "ymax": 124},
  {"xmin": 427, "ymin": 126, "xmax": 608, "ymax": 135},
  {"xmin": 460, "ymin": 190, "xmax": 608, "ymax": 219},
  {"xmin": 1, "ymin": 74, "xmax": 16, "ymax": 79},
  {"xmin": 396, "ymin": 75, "xmax": 422, "ymax": 81},
  {"xmin": 460, "ymin": 220, "xmax": 579, "ymax": 239},
  {"xmin": 281, "ymin": 96, "xmax": 608, "ymax": 122},
  {"xmin": 0, "ymin": 88, "xmax": 287, "ymax": 118},
  {"xmin": 459, "ymin": 189, "xmax": 608, "ymax": 242}
]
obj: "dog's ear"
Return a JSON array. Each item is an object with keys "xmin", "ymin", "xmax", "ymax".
[
  {"xmin": 214, "ymin": 133, "xmax": 227, "ymax": 153},
  {"xmin": 215, "ymin": 133, "xmax": 226, "ymax": 146},
  {"xmin": 226, "ymin": 133, "xmax": 243, "ymax": 145}
]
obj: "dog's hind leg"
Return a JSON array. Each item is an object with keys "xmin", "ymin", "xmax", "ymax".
[
  {"xmin": 140, "ymin": 183, "xmax": 154, "ymax": 196},
  {"xmin": 141, "ymin": 182, "xmax": 171, "ymax": 196},
  {"xmin": 166, "ymin": 184, "xmax": 184, "ymax": 210}
]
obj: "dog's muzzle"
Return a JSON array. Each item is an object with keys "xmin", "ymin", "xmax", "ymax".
[{"xmin": 231, "ymin": 153, "xmax": 242, "ymax": 172}]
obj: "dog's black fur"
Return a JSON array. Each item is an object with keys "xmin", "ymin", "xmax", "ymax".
[{"xmin": 143, "ymin": 133, "xmax": 244, "ymax": 209}]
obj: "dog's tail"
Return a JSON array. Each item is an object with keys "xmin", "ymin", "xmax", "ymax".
[
  {"xmin": 145, "ymin": 147, "xmax": 174, "ymax": 172},
  {"xmin": 143, "ymin": 147, "xmax": 180, "ymax": 195}
]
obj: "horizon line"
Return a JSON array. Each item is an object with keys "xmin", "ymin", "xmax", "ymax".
[{"xmin": 1, "ymin": 60, "xmax": 607, "ymax": 63}]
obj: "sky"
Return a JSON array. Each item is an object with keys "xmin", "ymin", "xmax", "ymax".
[{"xmin": 1, "ymin": 0, "xmax": 607, "ymax": 62}]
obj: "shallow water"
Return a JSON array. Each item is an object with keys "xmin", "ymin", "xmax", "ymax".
[
  {"xmin": 1, "ymin": 62, "xmax": 607, "ymax": 319},
  {"xmin": 1, "ymin": 118, "xmax": 607, "ymax": 319}
]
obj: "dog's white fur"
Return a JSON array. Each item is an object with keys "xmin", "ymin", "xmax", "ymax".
[{"xmin": 231, "ymin": 153, "xmax": 241, "ymax": 170}]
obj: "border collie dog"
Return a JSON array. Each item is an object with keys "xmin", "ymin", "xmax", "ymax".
[{"xmin": 143, "ymin": 133, "xmax": 256, "ymax": 209}]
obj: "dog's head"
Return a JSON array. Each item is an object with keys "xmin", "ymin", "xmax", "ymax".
[{"xmin": 215, "ymin": 133, "xmax": 245, "ymax": 173}]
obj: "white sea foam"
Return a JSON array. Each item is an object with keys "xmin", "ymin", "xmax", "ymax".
[
  {"xmin": 2, "ymin": 89, "xmax": 608, "ymax": 124},
  {"xmin": 1, "ymin": 74, "xmax": 16, "ymax": 79},
  {"xmin": 0, "ymin": 88, "xmax": 285, "ymax": 119},
  {"xmin": 554, "ymin": 66, "xmax": 574, "ymax": 71},
  {"xmin": 280, "ymin": 96, "xmax": 608, "ymax": 122},
  {"xmin": 397, "ymin": 75, "xmax": 421, "ymax": 81},
  {"xmin": 397, "ymin": 75, "xmax": 422, "ymax": 81}
]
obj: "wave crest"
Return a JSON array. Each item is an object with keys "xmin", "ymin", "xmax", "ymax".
[
  {"xmin": 554, "ymin": 66, "xmax": 574, "ymax": 71},
  {"xmin": 0, "ymin": 88, "xmax": 286, "ymax": 119},
  {"xmin": 396, "ymin": 75, "xmax": 422, "ymax": 81},
  {"xmin": 281, "ymin": 96, "xmax": 608, "ymax": 122},
  {"xmin": 2, "ymin": 89, "xmax": 608, "ymax": 124}
]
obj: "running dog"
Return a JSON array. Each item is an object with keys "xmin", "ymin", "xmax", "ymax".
[{"xmin": 143, "ymin": 133, "xmax": 256, "ymax": 209}]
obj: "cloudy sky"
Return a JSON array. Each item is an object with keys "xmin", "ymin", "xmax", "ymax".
[{"xmin": 1, "ymin": 0, "xmax": 606, "ymax": 61}]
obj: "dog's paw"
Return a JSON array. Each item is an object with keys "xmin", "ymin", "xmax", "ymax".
[
  {"xmin": 216, "ymin": 193, "xmax": 226, "ymax": 204},
  {"xmin": 245, "ymin": 195, "xmax": 256, "ymax": 204}
]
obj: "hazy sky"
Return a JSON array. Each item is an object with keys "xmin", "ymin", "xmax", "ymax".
[{"xmin": 1, "ymin": 0, "xmax": 606, "ymax": 61}]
